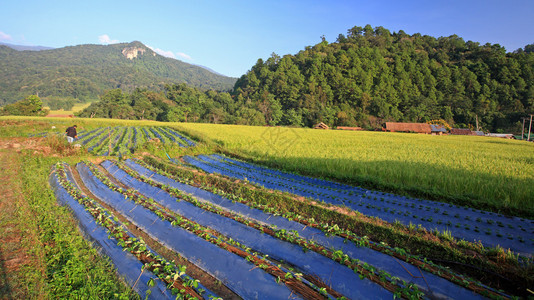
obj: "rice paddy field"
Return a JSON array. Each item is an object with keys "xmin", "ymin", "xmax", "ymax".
[
  {"xmin": 45, "ymin": 102, "xmax": 92, "ymax": 116},
  {"xmin": 174, "ymin": 123, "xmax": 534, "ymax": 217}
]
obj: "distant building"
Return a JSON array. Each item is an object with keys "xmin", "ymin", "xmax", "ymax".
[
  {"xmin": 314, "ymin": 122, "xmax": 329, "ymax": 129},
  {"xmin": 430, "ymin": 124, "xmax": 447, "ymax": 135},
  {"xmin": 450, "ymin": 128, "xmax": 475, "ymax": 135},
  {"xmin": 385, "ymin": 122, "xmax": 431, "ymax": 134}
]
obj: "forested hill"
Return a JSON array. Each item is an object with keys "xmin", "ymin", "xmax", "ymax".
[
  {"xmin": 0, "ymin": 41, "xmax": 237, "ymax": 106},
  {"xmin": 233, "ymin": 25, "xmax": 534, "ymax": 131}
]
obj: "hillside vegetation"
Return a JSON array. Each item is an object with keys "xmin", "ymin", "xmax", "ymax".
[
  {"xmin": 233, "ymin": 25, "xmax": 534, "ymax": 131},
  {"xmin": 0, "ymin": 41, "xmax": 236, "ymax": 106},
  {"xmin": 3, "ymin": 25, "xmax": 533, "ymax": 132},
  {"xmin": 73, "ymin": 26, "xmax": 534, "ymax": 132}
]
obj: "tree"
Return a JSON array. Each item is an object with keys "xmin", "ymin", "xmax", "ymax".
[
  {"xmin": 282, "ymin": 109, "xmax": 304, "ymax": 126},
  {"xmin": 162, "ymin": 106, "xmax": 188, "ymax": 122},
  {"xmin": 0, "ymin": 95, "xmax": 48, "ymax": 116}
]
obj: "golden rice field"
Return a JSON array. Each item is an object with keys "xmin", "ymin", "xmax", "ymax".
[
  {"xmin": 45, "ymin": 102, "xmax": 92, "ymax": 116},
  {"xmin": 175, "ymin": 123, "xmax": 534, "ymax": 214}
]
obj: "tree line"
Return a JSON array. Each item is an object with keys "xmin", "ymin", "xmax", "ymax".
[
  {"xmin": 77, "ymin": 84, "xmax": 266, "ymax": 125},
  {"xmin": 0, "ymin": 95, "xmax": 48, "ymax": 116}
]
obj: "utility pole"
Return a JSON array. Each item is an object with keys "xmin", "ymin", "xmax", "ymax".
[
  {"xmin": 475, "ymin": 115, "xmax": 479, "ymax": 132},
  {"xmin": 528, "ymin": 115, "xmax": 533, "ymax": 142},
  {"xmin": 521, "ymin": 118, "xmax": 526, "ymax": 140}
]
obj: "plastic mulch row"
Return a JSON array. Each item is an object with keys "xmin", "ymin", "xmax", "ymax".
[
  {"xmin": 76, "ymin": 162, "xmax": 298, "ymax": 300},
  {"xmin": 185, "ymin": 154, "xmax": 534, "ymax": 256},
  {"xmin": 49, "ymin": 169, "xmax": 175, "ymax": 299},
  {"xmin": 103, "ymin": 160, "xmax": 400, "ymax": 299},
  {"xmin": 123, "ymin": 159, "xmax": 493, "ymax": 299}
]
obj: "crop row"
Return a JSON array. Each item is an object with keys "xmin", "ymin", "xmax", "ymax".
[
  {"xmin": 48, "ymin": 148, "xmax": 517, "ymax": 298},
  {"xmin": 50, "ymin": 162, "xmax": 215, "ymax": 299},
  {"xmin": 75, "ymin": 126, "xmax": 196, "ymax": 156},
  {"xmin": 144, "ymin": 155, "xmax": 534, "ymax": 298},
  {"xmin": 79, "ymin": 160, "xmax": 345, "ymax": 299},
  {"xmin": 183, "ymin": 154, "xmax": 534, "ymax": 257},
  {"xmin": 120, "ymin": 157, "xmax": 510, "ymax": 299},
  {"xmin": 108, "ymin": 160, "xmax": 426, "ymax": 298}
]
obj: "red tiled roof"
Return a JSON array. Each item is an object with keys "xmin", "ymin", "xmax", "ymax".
[{"xmin": 450, "ymin": 128, "xmax": 474, "ymax": 135}]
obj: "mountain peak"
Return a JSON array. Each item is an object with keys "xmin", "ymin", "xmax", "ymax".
[
  {"xmin": 0, "ymin": 41, "xmax": 236, "ymax": 105},
  {"xmin": 126, "ymin": 40, "xmax": 146, "ymax": 48},
  {"xmin": 121, "ymin": 41, "xmax": 154, "ymax": 59}
]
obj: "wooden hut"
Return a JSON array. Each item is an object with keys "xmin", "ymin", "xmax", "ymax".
[{"xmin": 314, "ymin": 122, "xmax": 329, "ymax": 130}]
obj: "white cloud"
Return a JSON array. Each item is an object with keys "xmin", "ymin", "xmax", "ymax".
[
  {"xmin": 0, "ymin": 31, "xmax": 12, "ymax": 41},
  {"xmin": 176, "ymin": 52, "xmax": 192, "ymax": 60},
  {"xmin": 154, "ymin": 48, "xmax": 176, "ymax": 58},
  {"xmin": 98, "ymin": 34, "xmax": 119, "ymax": 44},
  {"xmin": 147, "ymin": 45, "xmax": 192, "ymax": 61}
]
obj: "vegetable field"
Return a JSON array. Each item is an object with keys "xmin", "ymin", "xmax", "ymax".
[
  {"xmin": 50, "ymin": 158, "xmax": 511, "ymax": 299},
  {"xmin": 184, "ymin": 154, "xmax": 534, "ymax": 256},
  {"xmin": 33, "ymin": 126, "xmax": 196, "ymax": 156},
  {"xmin": 78, "ymin": 126, "xmax": 195, "ymax": 156}
]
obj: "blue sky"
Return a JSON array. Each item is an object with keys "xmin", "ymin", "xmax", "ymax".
[{"xmin": 1, "ymin": 0, "xmax": 533, "ymax": 78}]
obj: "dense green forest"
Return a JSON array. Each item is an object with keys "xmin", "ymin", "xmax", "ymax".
[
  {"xmin": 233, "ymin": 25, "xmax": 534, "ymax": 131},
  {"xmin": 80, "ymin": 26, "xmax": 534, "ymax": 132},
  {"xmin": 0, "ymin": 41, "xmax": 236, "ymax": 106}
]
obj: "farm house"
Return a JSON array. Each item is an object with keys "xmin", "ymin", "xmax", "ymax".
[{"xmin": 430, "ymin": 124, "xmax": 448, "ymax": 135}]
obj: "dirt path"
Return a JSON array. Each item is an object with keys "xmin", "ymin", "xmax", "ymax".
[{"xmin": 0, "ymin": 141, "xmax": 46, "ymax": 298}]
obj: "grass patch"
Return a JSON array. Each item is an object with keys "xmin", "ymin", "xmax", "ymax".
[{"xmin": 20, "ymin": 153, "xmax": 137, "ymax": 298}]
